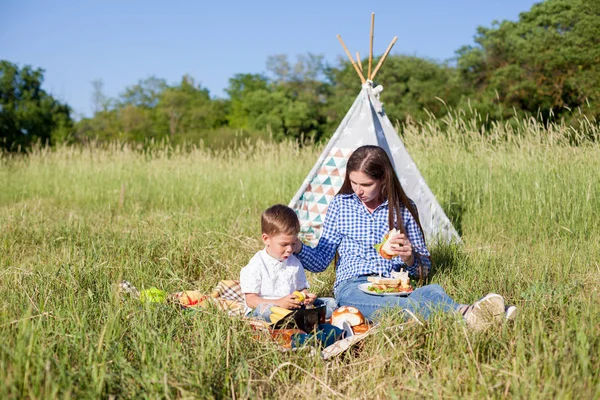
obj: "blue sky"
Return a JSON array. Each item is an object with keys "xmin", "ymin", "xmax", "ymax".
[{"xmin": 1, "ymin": 0, "xmax": 540, "ymax": 118}]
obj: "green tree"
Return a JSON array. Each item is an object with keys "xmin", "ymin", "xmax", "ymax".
[
  {"xmin": 225, "ymin": 55, "xmax": 329, "ymax": 141},
  {"xmin": 157, "ymin": 75, "xmax": 226, "ymax": 138},
  {"xmin": 119, "ymin": 76, "xmax": 167, "ymax": 108},
  {"xmin": 75, "ymin": 77, "xmax": 167, "ymax": 143},
  {"xmin": 456, "ymin": 0, "xmax": 600, "ymax": 121},
  {"xmin": 0, "ymin": 60, "xmax": 73, "ymax": 150},
  {"xmin": 226, "ymin": 73, "xmax": 270, "ymax": 129}
]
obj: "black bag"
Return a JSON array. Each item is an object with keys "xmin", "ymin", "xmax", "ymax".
[{"xmin": 273, "ymin": 305, "xmax": 326, "ymax": 333}]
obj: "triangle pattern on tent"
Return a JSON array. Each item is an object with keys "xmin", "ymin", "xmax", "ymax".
[{"xmin": 290, "ymin": 145, "xmax": 353, "ymax": 245}]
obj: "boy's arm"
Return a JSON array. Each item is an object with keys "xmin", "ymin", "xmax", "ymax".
[{"xmin": 244, "ymin": 293, "xmax": 302, "ymax": 310}]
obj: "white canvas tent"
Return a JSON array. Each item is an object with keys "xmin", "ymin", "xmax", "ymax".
[{"xmin": 289, "ymin": 16, "xmax": 460, "ymax": 246}]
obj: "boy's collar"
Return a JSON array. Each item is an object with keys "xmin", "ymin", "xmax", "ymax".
[{"xmin": 261, "ymin": 248, "xmax": 287, "ymax": 265}]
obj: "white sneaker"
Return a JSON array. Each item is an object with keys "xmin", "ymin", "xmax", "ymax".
[
  {"xmin": 463, "ymin": 293, "xmax": 505, "ymax": 331},
  {"xmin": 505, "ymin": 305, "xmax": 518, "ymax": 321}
]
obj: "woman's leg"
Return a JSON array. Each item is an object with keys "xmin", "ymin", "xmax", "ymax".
[
  {"xmin": 334, "ymin": 277, "xmax": 461, "ymax": 320},
  {"xmin": 313, "ymin": 297, "xmax": 338, "ymax": 319}
]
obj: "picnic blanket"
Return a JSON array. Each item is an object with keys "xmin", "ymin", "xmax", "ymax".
[
  {"xmin": 173, "ymin": 280, "xmax": 251, "ymax": 316},
  {"xmin": 117, "ymin": 279, "xmax": 412, "ymax": 359}
]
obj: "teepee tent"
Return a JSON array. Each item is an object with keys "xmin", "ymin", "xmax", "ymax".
[{"xmin": 289, "ymin": 15, "xmax": 460, "ymax": 246}]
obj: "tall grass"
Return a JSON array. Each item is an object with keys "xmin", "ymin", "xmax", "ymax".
[{"xmin": 1, "ymin": 115, "xmax": 599, "ymax": 399}]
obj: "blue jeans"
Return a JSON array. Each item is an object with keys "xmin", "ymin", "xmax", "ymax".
[
  {"xmin": 334, "ymin": 276, "xmax": 461, "ymax": 320},
  {"xmin": 313, "ymin": 297, "xmax": 338, "ymax": 320}
]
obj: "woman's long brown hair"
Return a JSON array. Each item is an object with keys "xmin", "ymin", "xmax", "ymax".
[{"xmin": 338, "ymin": 145, "xmax": 425, "ymax": 241}]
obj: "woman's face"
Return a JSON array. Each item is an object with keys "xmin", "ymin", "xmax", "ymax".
[{"xmin": 349, "ymin": 171, "xmax": 383, "ymax": 205}]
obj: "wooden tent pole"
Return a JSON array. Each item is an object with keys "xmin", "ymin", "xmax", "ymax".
[
  {"xmin": 356, "ymin": 52, "xmax": 363, "ymax": 72},
  {"xmin": 368, "ymin": 13, "xmax": 375, "ymax": 80},
  {"xmin": 337, "ymin": 34, "xmax": 366, "ymax": 83},
  {"xmin": 370, "ymin": 36, "xmax": 397, "ymax": 81}
]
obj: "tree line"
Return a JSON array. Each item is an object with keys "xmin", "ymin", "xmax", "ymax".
[{"xmin": 1, "ymin": 0, "xmax": 599, "ymax": 151}]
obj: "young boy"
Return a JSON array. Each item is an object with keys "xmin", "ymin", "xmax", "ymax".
[{"xmin": 240, "ymin": 204, "xmax": 337, "ymax": 321}]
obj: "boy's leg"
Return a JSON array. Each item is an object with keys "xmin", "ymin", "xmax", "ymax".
[{"xmin": 250, "ymin": 303, "xmax": 277, "ymax": 322}]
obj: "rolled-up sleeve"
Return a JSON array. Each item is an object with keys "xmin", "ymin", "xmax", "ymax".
[{"xmin": 239, "ymin": 264, "xmax": 261, "ymax": 294}]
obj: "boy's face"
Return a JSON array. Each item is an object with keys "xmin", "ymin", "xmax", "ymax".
[{"xmin": 262, "ymin": 232, "xmax": 297, "ymax": 261}]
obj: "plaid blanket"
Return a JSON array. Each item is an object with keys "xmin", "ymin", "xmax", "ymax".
[{"xmin": 172, "ymin": 280, "xmax": 250, "ymax": 316}]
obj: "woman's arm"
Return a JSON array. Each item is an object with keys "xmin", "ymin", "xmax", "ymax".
[
  {"xmin": 387, "ymin": 204, "xmax": 431, "ymax": 277},
  {"xmin": 403, "ymin": 204, "xmax": 431, "ymax": 277},
  {"xmin": 295, "ymin": 196, "xmax": 343, "ymax": 273}
]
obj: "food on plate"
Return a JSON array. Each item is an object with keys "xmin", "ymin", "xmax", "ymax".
[
  {"xmin": 292, "ymin": 290, "xmax": 306, "ymax": 302},
  {"xmin": 374, "ymin": 228, "xmax": 401, "ymax": 259},
  {"xmin": 366, "ymin": 270, "xmax": 412, "ymax": 294},
  {"xmin": 392, "ymin": 270, "xmax": 411, "ymax": 289},
  {"xmin": 331, "ymin": 306, "xmax": 366, "ymax": 329}
]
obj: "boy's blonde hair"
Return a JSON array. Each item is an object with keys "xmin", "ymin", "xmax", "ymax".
[{"xmin": 261, "ymin": 204, "xmax": 300, "ymax": 236}]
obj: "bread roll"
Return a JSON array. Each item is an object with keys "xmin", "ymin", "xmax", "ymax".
[{"xmin": 331, "ymin": 306, "xmax": 366, "ymax": 328}]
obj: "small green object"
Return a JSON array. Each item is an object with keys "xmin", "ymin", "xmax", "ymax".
[{"xmin": 140, "ymin": 287, "xmax": 167, "ymax": 303}]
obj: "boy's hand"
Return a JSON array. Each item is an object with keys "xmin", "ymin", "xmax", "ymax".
[
  {"xmin": 304, "ymin": 292, "xmax": 317, "ymax": 306},
  {"xmin": 276, "ymin": 294, "xmax": 302, "ymax": 310}
]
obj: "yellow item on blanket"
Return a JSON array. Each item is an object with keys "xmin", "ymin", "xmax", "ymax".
[{"xmin": 269, "ymin": 306, "xmax": 293, "ymax": 324}]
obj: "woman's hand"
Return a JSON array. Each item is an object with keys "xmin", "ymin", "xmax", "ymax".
[
  {"xmin": 387, "ymin": 232, "xmax": 414, "ymax": 265},
  {"xmin": 276, "ymin": 294, "xmax": 302, "ymax": 310},
  {"xmin": 292, "ymin": 237, "xmax": 303, "ymax": 254}
]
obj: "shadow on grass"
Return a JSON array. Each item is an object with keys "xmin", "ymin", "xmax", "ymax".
[
  {"xmin": 440, "ymin": 191, "xmax": 466, "ymax": 237},
  {"xmin": 427, "ymin": 244, "xmax": 464, "ymax": 281}
]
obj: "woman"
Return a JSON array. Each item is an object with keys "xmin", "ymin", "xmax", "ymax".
[{"xmin": 293, "ymin": 145, "xmax": 514, "ymax": 330}]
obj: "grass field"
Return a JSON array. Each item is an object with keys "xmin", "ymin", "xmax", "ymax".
[{"xmin": 1, "ymin": 117, "xmax": 599, "ymax": 399}]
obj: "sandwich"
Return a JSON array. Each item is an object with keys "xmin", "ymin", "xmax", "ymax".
[
  {"xmin": 366, "ymin": 270, "xmax": 412, "ymax": 294},
  {"xmin": 374, "ymin": 228, "xmax": 401, "ymax": 259}
]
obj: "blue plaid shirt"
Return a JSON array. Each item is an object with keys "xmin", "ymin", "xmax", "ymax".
[{"xmin": 297, "ymin": 193, "xmax": 431, "ymax": 289}]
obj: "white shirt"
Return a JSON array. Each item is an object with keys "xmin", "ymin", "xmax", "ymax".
[{"xmin": 239, "ymin": 249, "xmax": 309, "ymax": 300}]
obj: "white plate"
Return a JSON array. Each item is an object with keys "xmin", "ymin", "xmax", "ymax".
[{"xmin": 358, "ymin": 283, "xmax": 413, "ymax": 297}]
